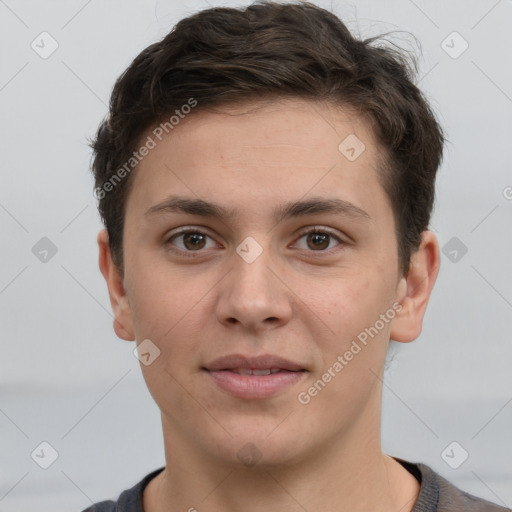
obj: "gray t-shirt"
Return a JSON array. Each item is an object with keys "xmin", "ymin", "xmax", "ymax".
[{"xmin": 81, "ymin": 458, "xmax": 510, "ymax": 511}]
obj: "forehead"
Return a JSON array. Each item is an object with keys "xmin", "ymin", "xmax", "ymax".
[
  {"xmin": 158, "ymin": 98, "xmax": 377, "ymax": 168},
  {"xmin": 126, "ymin": 97, "xmax": 389, "ymax": 223}
]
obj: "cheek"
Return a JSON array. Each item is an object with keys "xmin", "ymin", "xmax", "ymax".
[
  {"xmin": 126, "ymin": 243, "xmax": 192, "ymax": 322},
  {"xmin": 296, "ymin": 271, "xmax": 394, "ymax": 431},
  {"xmin": 309, "ymin": 268, "xmax": 382, "ymax": 338},
  {"xmin": 304, "ymin": 264, "xmax": 395, "ymax": 380},
  {"xmin": 126, "ymin": 261, "xmax": 220, "ymax": 378}
]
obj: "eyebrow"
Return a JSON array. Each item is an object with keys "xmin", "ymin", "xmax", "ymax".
[{"xmin": 145, "ymin": 195, "xmax": 371, "ymax": 224}]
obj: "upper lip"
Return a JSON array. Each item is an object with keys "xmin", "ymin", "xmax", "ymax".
[{"xmin": 204, "ymin": 354, "xmax": 305, "ymax": 372}]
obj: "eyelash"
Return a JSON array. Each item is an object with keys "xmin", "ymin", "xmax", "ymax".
[{"xmin": 164, "ymin": 226, "xmax": 346, "ymax": 257}]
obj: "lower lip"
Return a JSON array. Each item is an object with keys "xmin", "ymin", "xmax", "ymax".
[{"xmin": 206, "ymin": 370, "xmax": 306, "ymax": 399}]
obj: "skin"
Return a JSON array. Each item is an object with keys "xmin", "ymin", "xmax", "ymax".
[{"xmin": 98, "ymin": 97, "xmax": 440, "ymax": 512}]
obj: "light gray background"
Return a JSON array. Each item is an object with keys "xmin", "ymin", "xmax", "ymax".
[{"xmin": 1, "ymin": 0, "xmax": 511, "ymax": 510}]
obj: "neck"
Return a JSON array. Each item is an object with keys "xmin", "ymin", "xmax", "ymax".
[{"xmin": 144, "ymin": 413, "xmax": 420, "ymax": 512}]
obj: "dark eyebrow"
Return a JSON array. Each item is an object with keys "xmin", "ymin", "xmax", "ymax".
[
  {"xmin": 145, "ymin": 195, "xmax": 371, "ymax": 224},
  {"xmin": 274, "ymin": 196, "xmax": 371, "ymax": 224}
]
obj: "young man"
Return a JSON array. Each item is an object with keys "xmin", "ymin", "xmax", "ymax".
[{"xmin": 86, "ymin": 2, "xmax": 508, "ymax": 511}]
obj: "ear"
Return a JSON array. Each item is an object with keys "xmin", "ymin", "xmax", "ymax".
[
  {"xmin": 97, "ymin": 229, "xmax": 135, "ymax": 341},
  {"xmin": 390, "ymin": 230, "xmax": 440, "ymax": 343}
]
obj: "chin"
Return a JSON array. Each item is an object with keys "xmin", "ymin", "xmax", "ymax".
[{"xmin": 201, "ymin": 421, "xmax": 309, "ymax": 470}]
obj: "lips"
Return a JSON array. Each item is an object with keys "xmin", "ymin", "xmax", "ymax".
[
  {"xmin": 204, "ymin": 354, "xmax": 305, "ymax": 372},
  {"xmin": 204, "ymin": 354, "xmax": 306, "ymax": 399},
  {"xmin": 230, "ymin": 368, "xmax": 282, "ymax": 375}
]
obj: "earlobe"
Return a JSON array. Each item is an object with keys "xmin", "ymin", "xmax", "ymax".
[
  {"xmin": 97, "ymin": 229, "xmax": 135, "ymax": 341},
  {"xmin": 390, "ymin": 231, "xmax": 440, "ymax": 343}
]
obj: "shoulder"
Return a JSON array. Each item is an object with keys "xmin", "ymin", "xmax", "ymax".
[
  {"xmin": 432, "ymin": 467, "xmax": 510, "ymax": 512},
  {"xmin": 80, "ymin": 467, "xmax": 165, "ymax": 512},
  {"xmin": 395, "ymin": 458, "xmax": 510, "ymax": 512}
]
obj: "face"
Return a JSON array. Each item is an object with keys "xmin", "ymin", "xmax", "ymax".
[{"xmin": 100, "ymin": 98, "xmax": 435, "ymax": 469}]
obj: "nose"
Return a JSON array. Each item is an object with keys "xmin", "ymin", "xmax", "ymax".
[{"xmin": 215, "ymin": 240, "xmax": 293, "ymax": 333}]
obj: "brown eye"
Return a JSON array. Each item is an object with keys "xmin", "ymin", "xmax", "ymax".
[
  {"xmin": 294, "ymin": 229, "xmax": 342, "ymax": 252},
  {"xmin": 167, "ymin": 230, "xmax": 216, "ymax": 252},
  {"xmin": 306, "ymin": 232, "xmax": 330, "ymax": 250},
  {"xmin": 182, "ymin": 232, "xmax": 207, "ymax": 250}
]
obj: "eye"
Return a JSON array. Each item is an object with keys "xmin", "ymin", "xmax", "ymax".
[
  {"xmin": 165, "ymin": 226, "xmax": 346, "ymax": 256},
  {"xmin": 293, "ymin": 228, "xmax": 344, "ymax": 252},
  {"xmin": 166, "ymin": 229, "xmax": 217, "ymax": 252}
]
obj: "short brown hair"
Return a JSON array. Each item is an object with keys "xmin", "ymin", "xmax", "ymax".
[{"xmin": 90, "ymin": 0, "xmax": 445, "ymax": 275}]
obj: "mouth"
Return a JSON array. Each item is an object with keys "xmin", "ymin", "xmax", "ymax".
[
  {"xmin": 204, "ymin": 354, "xmax": 305, "ymax": 372},
  {"xmin": 203, "ymin": 354, "xmax": 307, "ymax": 399},
  {"xmin": 221, "ymin": 368, "xmax": 293, "ymax": 375}
]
